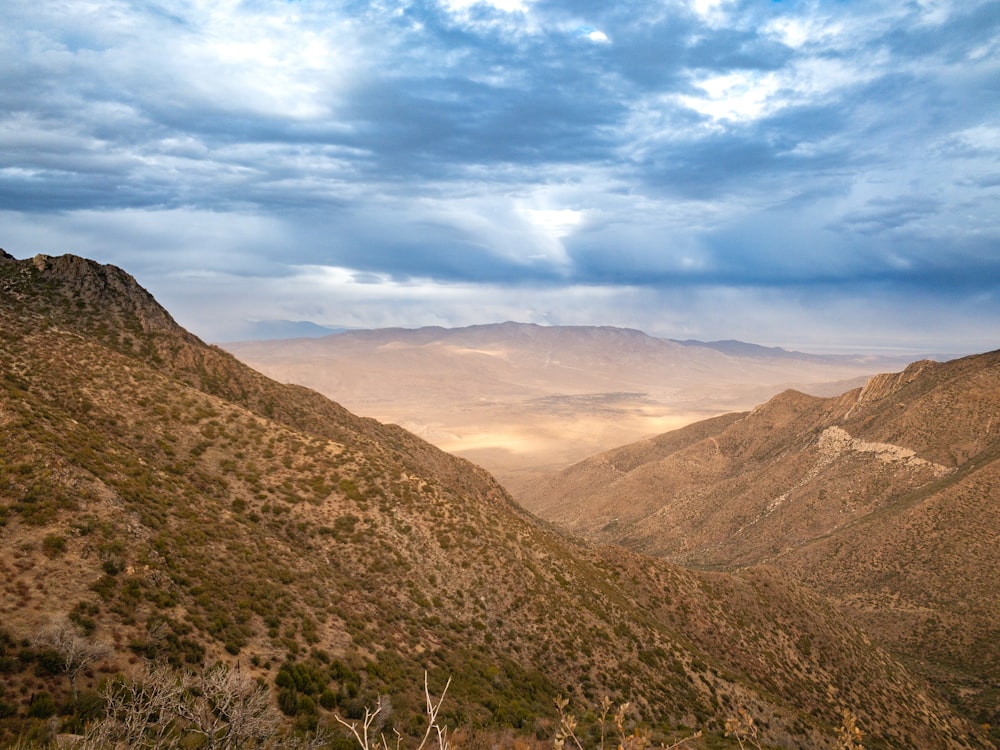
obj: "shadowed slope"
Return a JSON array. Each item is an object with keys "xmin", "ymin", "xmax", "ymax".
[{"xmin": 520, "ymin": 352, "xmax": 1000, "ymax": 736}]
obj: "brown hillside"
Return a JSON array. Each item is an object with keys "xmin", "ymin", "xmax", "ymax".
[
  {"xmin": 0, "ymin": 249, "xmax": 991, "ymax": 748},
  {"xmin": 519, "ymin": 352, "xmax": 1000, "ymax": 737},
  {"xmin": 223, "ymin": 322, "xmax": 907, "ymax": 494}
]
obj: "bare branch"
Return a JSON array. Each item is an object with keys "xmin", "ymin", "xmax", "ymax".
[
  {"xmin": 414, "ymin": 672, "xmax": 451, "ymax": 750},
  {"xmin": 338, "ymin": 671, "xmax": 451, "ymax": 750},
  {"xmin": 336, "ymin": 701, "xmax": 388, "ymax": 750},
  {"xmin": 33, "ymin": 616, "xmax": 110, "ymax": 701},
  {"xmin": 81, "ymin": 663, "xmax": 279, "ymax": 749}
]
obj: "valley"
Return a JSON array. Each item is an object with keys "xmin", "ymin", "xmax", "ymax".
[
  {"xmin": 224, "ymin": 324, "xmax": 909, "ymax": 496},
  {"xmin": 0, "ymin": 251, "xmax": 995, "ymax": 749}
]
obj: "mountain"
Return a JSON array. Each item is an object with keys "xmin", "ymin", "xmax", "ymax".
[
  {"xmin": 669, "ymin": 339, "xmax": 822, "ymax": 360},
  {"xmin": 0, "ymin": 249, "xmax": 990, "ymax": 748},
  {"xmin": 518, "ymin": 352, "xmax": 1000, "ymax": 739},
  {"xmin": 223, "ymin": 323, "xmax": 913, "ymax": 495},
  {"xmin": 224, "ymin": 320, "xmax": 347, "ymax": 341}
]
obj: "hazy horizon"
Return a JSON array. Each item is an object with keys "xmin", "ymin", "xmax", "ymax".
[
  {"xmin": 213, "ymin": 316, "xmax": 977, "ymax": 358},
  {"xmin": 2, "ymin": 0, "xmax": 998, "ymax": 354}
]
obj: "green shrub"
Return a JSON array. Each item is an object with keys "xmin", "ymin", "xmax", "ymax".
[
  {"xmin": 27, "ymin": 692, "xmax": 56, "ymax": 719},
  {"xmin": 278, "ymin": 687, "xmax": 299, "ymax": 716},
  {"xmin": 42, "ymin": 534, "xmax": 67, "ymax": 557}
]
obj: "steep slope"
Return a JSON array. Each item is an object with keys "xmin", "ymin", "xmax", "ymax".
[
  {"xmin": 520, "ymin": 352, "xmax": 1000, "ymax": 736},
  {"xmin": 223, "ymin": 323, "xmax": 907, "ymax": 494},
  {"xmin": 0, "ymin": 250, "xmax": 989, "ymax": 748}
]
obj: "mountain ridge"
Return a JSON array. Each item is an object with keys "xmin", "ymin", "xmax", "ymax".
[
  {"xmin": 0, "ymin": 250, "xmax": 991, "ymax": 747},
  {"xmin": 286, "ymin": 321, "xmax": 915, "ymax": 366},
  {"xmin": 1, "ymin": 251, "xmax": 190, "ymax": 339},
  {"xmin": 519, "ymin": 349, "xmax": 1000, "ymax": 738}
]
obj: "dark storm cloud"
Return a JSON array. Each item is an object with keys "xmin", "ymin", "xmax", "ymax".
[{"xmin": 332, "ymin": 72, "xmax": 623, "ymax": 177}]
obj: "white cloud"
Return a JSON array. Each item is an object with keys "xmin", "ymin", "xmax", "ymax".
[
  {"xmin": 912, "ymin": 0, "xmax": 953, "ymax": 27},
  {"xmin": 514, "ymin": 206, "xmax": 584, "ymax": 268},
  {"xmin": 688, "ymin": 0, "xmax": 736, "ymax": 27},
  {"xmin": 441, "ymin": 0, "xmax": 533, "ymax": 12},
  {"xmin": 949, "ymin": 125, "xmax": 1000, "ymax": 153},
  {"xmin": 436, "ymin": 0, "xmax": 541, "ymax": 37},
  {"xmin": 169, "ymin": 6, "xmax": 353, "ymax": 120},
  {"xmin": 518, "ymin": 208, "xmax": 584, "ymax": 238},
  {"xmin": 678, "ymin": 71, "xmax": 782, "ymax": 123},
  {"xmin": 764, "ymin": 13, "xmax": 846, "ymax": 50},
  {"xmin": 676, "ymin": 44, "xmax": 887, "ymax": 126}
]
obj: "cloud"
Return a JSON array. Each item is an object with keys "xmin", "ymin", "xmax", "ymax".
[
  {"xmin": 0, "ymin": 0, "xmax": 998, "ymax": 353},
  {"xmin": 835, "ymin": 197, "xmax": 943, "ymax": 237}
]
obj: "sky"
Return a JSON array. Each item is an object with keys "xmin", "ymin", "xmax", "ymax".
[{"xmin": 2, "ymin": 0, "xmax": 999, "ymax": 353}]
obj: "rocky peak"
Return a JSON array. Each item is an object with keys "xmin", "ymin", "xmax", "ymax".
[
  {"xmin": 853, "ymin": 358, "xmax": 937, "ymax": 406},
  {"xmin": 6, "ymin": 252, "xmax": 189, "ymax": 338}
]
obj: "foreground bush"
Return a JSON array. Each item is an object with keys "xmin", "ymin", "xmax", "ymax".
[{"xmin": 2, "ymin": 666, "xmax": 866, "ymax": 750}]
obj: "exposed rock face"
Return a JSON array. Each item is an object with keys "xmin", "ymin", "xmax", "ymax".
[
  {"xmin": 29, "ymin": 253, "xmax": 184, "ymax": 335},
  {"xmin": 852, "ymin": 359, "xmax": 936, "ymax": 408},
  {"xmin": 817, "ymin": 425, "xmax": 953, "ymax": 476}
]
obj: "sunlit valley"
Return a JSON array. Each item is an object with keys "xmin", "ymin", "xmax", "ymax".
[{"xmin": 223, "ymin": 326, "xmax": 913, "ymax": 497}]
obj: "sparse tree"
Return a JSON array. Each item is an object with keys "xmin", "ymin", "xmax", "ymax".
[
  {"xmin": 79, "ymin": 663, "xmax": 281, "ymax": 749},
  {"xmin": 33, "ymin": 616, "xmax": 110, "ymax": 702},
  {"xmin": 175, "ymin": 663, "xmax": 280, "ymax": 749},
  {"xmin": 82, "ymin": 664, "xmax": 182, "ymax": 749}
]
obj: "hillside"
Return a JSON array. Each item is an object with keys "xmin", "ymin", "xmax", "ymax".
[
  {"xmin": 0, "ymin": 249, "xmax": 991, "ymax": 748},
  {"xmin": 519, "ymin": 353, "xmax": 1000, "ymax": 738},
  {"xmin": 223, "ymin": 323, "xmax": 908, "ymax": 494},
  {"xmin": 3, "ymin": 250, "xmax": 995, "ymax": 749}
]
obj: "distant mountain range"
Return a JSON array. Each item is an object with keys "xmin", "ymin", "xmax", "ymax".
[
  {"xmin": 519, "ymin": 352, "xmax": 1000, "ymax": 739},
  {"xmin": 670, "ymin": 339, "xmax": 895, "ymax": 361},
  {"xmin": 224, "ymin": 322, "xmax": 917, "ymax": 495},
  {"xmin": 1, "ymin": 249, "xmax": 992, "ymax": 747},
  {"xmin": 224, "ymin": 320, "xmax": 348, "ymax": 341}
]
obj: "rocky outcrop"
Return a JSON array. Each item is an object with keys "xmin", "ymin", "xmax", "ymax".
[
  {"xmin": 853, "ymin": 359, "xmax": 937, "ymax": 406},
  {"xmin": 817, "ymin": 425, "xmax": 952, "ymax": 477},
  {"xmin": 29, "ymin": 253, "xmax": 184, "ymax": 336}
]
